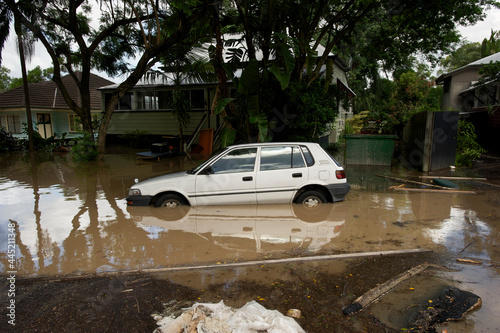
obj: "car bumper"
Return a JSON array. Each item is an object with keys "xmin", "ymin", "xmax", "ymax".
[
  {"xmin": 327, "ymin": 183, "xmax": 350, "ymax": 202},
  {"xmin": 126, "ymin": 195, "xmax": 153, "ymax": 206}
]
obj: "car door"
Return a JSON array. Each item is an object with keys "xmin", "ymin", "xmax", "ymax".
[
  {"xmin": 256, "ymin": 145, "xmax": 309, "ymax": 204},
  {"xmin": 194, "ymin": 147, "xmax": 258, "ymax": 205}
]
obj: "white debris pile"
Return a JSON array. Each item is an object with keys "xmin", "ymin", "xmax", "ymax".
[{"xmin": 153, "ymin": 300, "xmax": 305, "ymax": 333}]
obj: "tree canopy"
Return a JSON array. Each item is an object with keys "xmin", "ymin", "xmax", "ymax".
[
  {"xmin": 439, "ymin": 29, "xmax": 500, "ymax": 72},
  {"xmin": 0, "ymin": 65, "xmax": 52, "ymax": 92},
  {"xmin": 3, "ymin": 0, "xmax": 214, "ymax": 158},
  {"xmin": 1, "ymin": 0, "xmax": 499, "ymax": 156}
]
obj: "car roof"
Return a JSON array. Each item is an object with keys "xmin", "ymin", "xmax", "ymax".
[{"xmin": 226, "ymin": 142, "xmax": 319, "ymax": 149}]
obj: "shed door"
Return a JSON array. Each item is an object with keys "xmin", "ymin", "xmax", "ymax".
[{"xmin": 37, "ymin": 113, "xmax": 53, "ymax": 139}]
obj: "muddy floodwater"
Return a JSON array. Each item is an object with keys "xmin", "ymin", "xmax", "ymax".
[{"xmin": 1, "ymin": 148, "xmax": 499, "ymax": 331}]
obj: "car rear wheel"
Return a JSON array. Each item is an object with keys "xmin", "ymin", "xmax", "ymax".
[
  {"xmin": 154, "ymin": 193, "xmax": 187, "ymax": 208},
  {"xmin": 296, "ymin": 190, "xmax": 327, "ymax": 208}
]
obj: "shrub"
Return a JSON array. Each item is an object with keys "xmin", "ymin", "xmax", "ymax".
[
  {"xmin": 0, "ymin": 127, "xmax": 21, "ymax": 152},
  {"xmin": 72, "ymin": 132, "xmax": 98, "ymax": 161},
  {"xmin": 455, "ymin": 120, "xmax": 486, "ymax": 166},
  {"xmin": 280, "ymin": 81, "xmax": 338, "ymax": 142},
  {"xmin": 119, "ymin": 129, "xmax": 153, "ymax": 148},
  {"xmin": 344, "ymin": 111, "xmax": 369, "ymax": 135}
]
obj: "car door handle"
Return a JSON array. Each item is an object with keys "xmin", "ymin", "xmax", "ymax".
[
  {"xmin": 292, "ymin": 173, "xmax": 302, "ymax": 178},
  {"xmin": 242, "ymin": 176, "xmax": 253, "ymax": 181}
]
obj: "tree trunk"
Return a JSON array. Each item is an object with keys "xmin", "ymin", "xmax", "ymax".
[{"xmin": 16, "ymin": 18, "xmax": 34, "ymax": 153}]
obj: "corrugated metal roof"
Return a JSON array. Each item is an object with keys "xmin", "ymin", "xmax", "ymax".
[
  {"xmin": 436, "ymin": 52, "xmax": 500, "ymax": 83},
  {"xmin": 0, "ymin": 72, "xmax": 115, "ymax": 109}
]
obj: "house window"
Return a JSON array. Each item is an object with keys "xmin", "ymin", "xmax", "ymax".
[
  {"xmin": 443, "ymin": 77, "xmax": 451, "ymax": 93},
  {"xmin": 111, "ymin": 89, "xmax": 206, "ymax": 111},
  {"xmin": 137, "ymin": 91, "xmax": 157, "ymax": 110},
  {"xmin": 118, "ymin": 92, "xmax": 133, "ymax": 110},
  {"xmin": 105, "ymin": 92, "xmax": 134, "ymax": 111},
  {"xmin": 68, "ymin": 114, "xmax": 82, "ymax": 132},
  {"xmin": 0, "ymin": 115, "xmax": 21, "ymax": 134}
]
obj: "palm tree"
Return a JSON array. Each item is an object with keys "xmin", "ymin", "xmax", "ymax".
[
  {"xmin": 0, "ymin": 1, "xmax": 37, "ymax": 153},
  {"xmin": 481, "ymin": 30, "xmax": 500, "ymax": 57}
]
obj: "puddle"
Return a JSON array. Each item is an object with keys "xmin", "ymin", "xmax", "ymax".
[{"xmin": 1, "ymin": 150, "xmax": 499, "ymax": 331}]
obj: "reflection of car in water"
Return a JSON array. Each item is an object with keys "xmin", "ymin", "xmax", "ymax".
[{"xmin": 127, "ymin": 203, "xmax": 346, "ymax": 252}]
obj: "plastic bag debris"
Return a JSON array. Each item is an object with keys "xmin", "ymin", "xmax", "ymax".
[{"xmin": 153, "ymin": 300, "xmax": 305, "ymax": 333}]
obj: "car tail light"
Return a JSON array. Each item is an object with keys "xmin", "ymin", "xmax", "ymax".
[{"xmin": 336, "ymin": 170, "xmax": 346, "ymax": 179}]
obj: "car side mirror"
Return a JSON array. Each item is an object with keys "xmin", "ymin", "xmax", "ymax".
[{"xmin": 202, "ymin": 166, "xmax": 214, "ymax": 174}]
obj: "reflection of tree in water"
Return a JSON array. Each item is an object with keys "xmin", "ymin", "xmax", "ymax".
[
  {"xmin": 59, "ymin": 161, "xmax": 158, "ymax": 273},
  {"xmin": 7, "ymin": 220, "xmax": 36, "ymax": 273},
  {"xmin": 61, "ymin": 163, "xmax": 106, "ymax": 273},
  {"xmin": 31, "ymin": 153, "xmax": 47, "ymax": 274}
]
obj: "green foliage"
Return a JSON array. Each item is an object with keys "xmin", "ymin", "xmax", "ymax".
[
  {"xmin": 478, "ymin": 60, "xmax": 500, "ymax": 86},
  {"xmin": 220, "ymin": 54, "xmax": 274, "ymax": 144},
  {"xmin": 219, "ymin": 127, "xmax": 236, "ymax": 148},
  {"xmin": 212, "ymin": 97, "xmax": 234, "ymax": 116},
  {"xmin": 0, "ymin": 127, "xmax": 21, "ymax": 152},
  {"xmin": 20, "ymin": 122, "xmax": 66, "ymax": 152},
  {"xmin": 8, "ymin": 66, "xmax": 52, "ymax": 89},
  {"xmin": 439, "ymin": 30, "xmax": 500, "ymax": 74},
  {"xmin": 119, "ymin": 129, "xmax": 153, "ymax": 148},
  {"xmin": 439, "ymin": 42, "xmax": 482, "ymax": 72},
  {"xmin": 344, "ymin": 111, "xmax": 370, "ymax": 135},
  {"xmin": 71, "ymin": 132, "xmax": 98, "ymax": 162},
  {"xmin": 0, "ymin": 66, "xmax": 12, "ymax": 92},
  {"xmin": 0, "ymin": 66, "xmax": 53, "ymax": 92},
  {"xmin": 455, "ymin": 120, "xmax": 486, "ymax": 166},
  {"xmin": 481, "ymin": 30, "xmax": 500, "ymax": 57},
  {"xmin": 278, "ymin": 81, "xmax": 338, "ymax": 142},
  {"xmin": 358, "ymin": 71, "xmax": 443, "ymax": 137}
]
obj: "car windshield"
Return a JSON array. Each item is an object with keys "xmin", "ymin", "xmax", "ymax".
[{"xmin": 186, "ymin": 148, "xmax": 228, "ymax": 174}]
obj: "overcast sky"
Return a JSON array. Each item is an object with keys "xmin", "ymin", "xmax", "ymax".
[{"xmin": 1, "ymin": 6, "xmax": 499, "ymax": 83}]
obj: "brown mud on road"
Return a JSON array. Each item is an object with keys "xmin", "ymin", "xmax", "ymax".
[
  {"xmin": 2, "ymin": 252, "xmax": 441, "ymax": 333},
  {"xmin": 1, "ymin": 150, "xmax": 499, "ymax": 332}
]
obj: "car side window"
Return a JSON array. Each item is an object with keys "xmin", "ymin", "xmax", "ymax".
[
  {"xmin": 300, "ymin": 146, "xmax": 315, "ymax": 166},
  {"xmin": 292, "ymin": 147, "xmax": 306, "ymax": 168},
  {"xmin": 260, "ymin": 146, "xmax": 306, "ymax": 171},
  {"xmin": 210, "ymin": 148, "xmax": 257, "ymax": 174}
]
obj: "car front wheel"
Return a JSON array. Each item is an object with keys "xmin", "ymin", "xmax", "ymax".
[
  {"xmin": 154, "ymin": 193, "xmax": 187, "ymax": 208},
  {"xmin": 296, "ymin": 190, "xmax": 327, "ymax": 208}
]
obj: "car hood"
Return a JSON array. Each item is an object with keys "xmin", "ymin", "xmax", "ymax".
[
  {"xmin": 134, "ymin": 171, "xmax": 194, "ymax": 195},
  {"xmin": 137, "ymin": 171, "xmax": 189, "ymax": 185}
]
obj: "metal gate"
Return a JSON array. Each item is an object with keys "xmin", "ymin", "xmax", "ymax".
[{"xmin": 404, "ymin": 111, "xmax": 459, "ymax": 171}]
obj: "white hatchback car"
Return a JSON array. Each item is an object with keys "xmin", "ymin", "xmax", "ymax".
[{"xmin": 126, "ymin": 142, "xmax": 350, "ymax": 208}]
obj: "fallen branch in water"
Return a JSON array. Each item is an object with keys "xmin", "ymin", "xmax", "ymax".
[
  {"xmin": 475, "ymin": 181, "xmax": 500, "ymax": 188},
  {"xmin": 457, "ymin": 258, "xmax": 482, "ymax": 265},
  {"xmin": 390, "ymin": 187, "xmax": 476, "ymax": 194},
  {"xmin": 419, "ymin": 176, "xmax": 487, "ymax": 180},
  {"xmin": 459, "ymin": 242, "xmax": 474, "ymax": 253},
  {"xmin": 377, "ymin": 175, "xmax": 455, "ymax": 190}
]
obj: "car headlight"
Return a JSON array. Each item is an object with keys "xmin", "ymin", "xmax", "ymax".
[{"xmin": 128, "ymin": 188, "xmax": 141, "ymax": 196}]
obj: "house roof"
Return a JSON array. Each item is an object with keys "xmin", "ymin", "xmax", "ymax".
[
  {"xmin": 436, "ymin": 52, "xmax": 500, "ymax": 84},
  {"xmin": 0, "ymin": 72, "xmax": 115, "ymax": 110}
]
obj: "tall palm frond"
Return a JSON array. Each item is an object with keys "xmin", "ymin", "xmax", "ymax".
[{"xmin": 0, "ymin": 2, "xmax": 13, "ymax": 65}]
